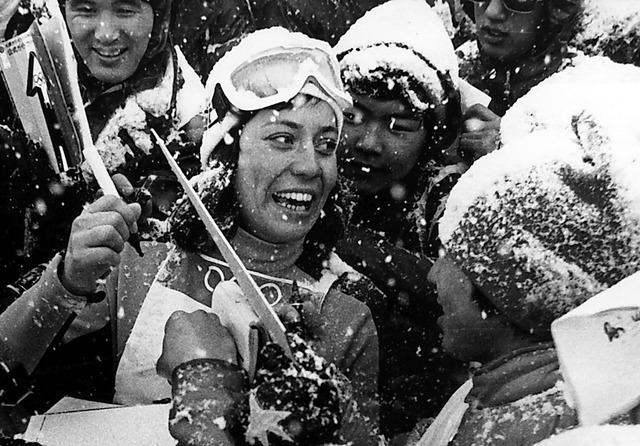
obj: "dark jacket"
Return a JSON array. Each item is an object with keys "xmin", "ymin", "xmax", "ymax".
[
  {"xmin": 459, "ymin": 0, "xmax": 583, "ymax": 116},
  {"xmin": 0, "ymin": 0, "xmax": 202, "ymax": 413},
  {"xmin": 336, "ymin": 159, "xmax": 466, "ymax": 437}
]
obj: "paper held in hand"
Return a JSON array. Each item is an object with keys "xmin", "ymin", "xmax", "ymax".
[{"xmin": 551, "ymin": 270, "xmax": 640, "ymax": 426}]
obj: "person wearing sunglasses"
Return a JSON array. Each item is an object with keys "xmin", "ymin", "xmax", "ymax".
[
  {"xmin": 460, "ymin": 0, "xmax": 582, "ymax": 116},
  {"xmin": 456, "ymin": 0, "xmax": 582, "ymax": 166}
]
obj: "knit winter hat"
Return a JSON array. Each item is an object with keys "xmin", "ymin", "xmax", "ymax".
[
  {"xmin": 439, "ymin": 111, "xmax": 640, "ymax": 339},
  {"xmin": 334, "ymin": 0, "xmax": 462, "ymax": 117}
]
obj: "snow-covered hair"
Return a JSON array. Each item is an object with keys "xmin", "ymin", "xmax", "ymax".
[
  {"xmin": 334, "ymin": 0, "xmax": 462, "ymax": 150},
  {"xmin": 440, "ymin": 111, "xmax": 640, "ymax": 339}
]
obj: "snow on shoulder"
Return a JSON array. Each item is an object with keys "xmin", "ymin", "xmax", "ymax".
[
  {"xmin": 533, "ymin": 425, "xmax": 640, "ymax": 446},
  {"xmin": 572, "ymin": 0, "xmax": 640, "ymax": 65},
  {"xmin": 501, "ymin": 56, "xmax": 640, "ymax": 148}
]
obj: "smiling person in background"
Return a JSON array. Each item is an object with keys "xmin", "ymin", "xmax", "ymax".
[{"xmin": 0, "ymin": 0, "xmax": 205, "ymax": 415}]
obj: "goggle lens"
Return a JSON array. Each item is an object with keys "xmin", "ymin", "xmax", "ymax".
[
  {"xmin": 469, "ymin": 0, "xmax": 540, "ymax": 14},
  {"xmin": 225, "ymin": 48, "xmax": 351, "ymax": 112}
]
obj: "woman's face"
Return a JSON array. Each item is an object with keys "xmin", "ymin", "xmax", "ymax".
[
  {"xmin": 65, "ymin": 0, "xmax": 154, "ymax": 84},
  {"xmin": 234, "ymin": 97, "xmax": 339, "ymax": 244}
]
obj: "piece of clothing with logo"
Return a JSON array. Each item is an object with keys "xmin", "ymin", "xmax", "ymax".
[
  {"xmin": 336, "ymin": 159, "xmax": 465, "ymax": 436},
  {"xmin": 112, "ymin": 232, "xmax": 380, "ymax": 445},
  {"xmin": 450, "ymin": 342, "xmax": 636, "ymax": 446},
  {"xmin": 0, "ymin": 0, "xmax": 204, "ymax": 415}
]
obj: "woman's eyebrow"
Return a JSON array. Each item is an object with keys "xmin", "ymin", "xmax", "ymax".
[
  {"xmin": 262, "ymin": 121, "xmax": 337, "ymax": 134},
  {"xmin": 115, "ymin": 0, "xmax": 144, "ymax": 6}
]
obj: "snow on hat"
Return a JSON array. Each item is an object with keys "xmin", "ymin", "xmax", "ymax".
[
  {"xmin": 439, "ymin": 111, "xmax": 640, "ymax": 339},
  {"xmin": 334, "ymin": 0, "xmax": 461, "ymax": 116},
  {"xmin": 534, "ymin": 425, "xmax": 640, "ymax": 446},
  {"xmin": 500, "ymin": 56, "xmax": 640, "ymax": 149},
  {"xmin": 572, "ymin": 0, "xmax": 640, "ymax": 66}
]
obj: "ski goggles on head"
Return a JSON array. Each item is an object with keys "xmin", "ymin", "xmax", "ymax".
[
  {"xmin": 468, "ymin": 0, "xmax": 542, "ymax": 13},
  {"xmin": 214, "ymin": 46, "xmax": 352, "ymax": 131}
]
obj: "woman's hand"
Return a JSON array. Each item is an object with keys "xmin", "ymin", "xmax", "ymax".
[
  {"xmin": 60, "ymin": 195, "xmax": 141, "ymax": 296},
  {"xmin": 157, "ymin": 310, "xmax": 238, "ymax": 380}
]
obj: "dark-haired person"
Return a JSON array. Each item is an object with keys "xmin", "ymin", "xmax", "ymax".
[
  {"xmin": 423, "ymin": 110, "xmax": 640, "ymax": 445},
  {"xmin": 0, "ymin": 0, "xmax": 204, "ymax": 412},
  {"xmin": 109, "ymin": 27, "xmax": 381, "ymax": 445},
  {"xmin": 457, "ymin": 0, "xmax": 583, "ymax": 160},
  {"xmin": 333, "ymin": 0, "xmax": 478, "ymax": 437}
]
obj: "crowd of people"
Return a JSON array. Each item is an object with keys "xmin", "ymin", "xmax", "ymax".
[{"xmin": 0, "ymin": 0, "xmax": 639, "ymax": 444}]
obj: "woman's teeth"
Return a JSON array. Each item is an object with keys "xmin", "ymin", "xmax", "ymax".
[
  {"xmin": 273, "ymin": 192, "xmax": 313, "ymax": 211},
  {"xmin": 95, "ymin": 48, "xmax": 125, "ymax": 57}
]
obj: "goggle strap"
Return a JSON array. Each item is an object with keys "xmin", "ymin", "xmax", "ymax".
[
  {"xmin": 200, "ymin": 112, "xmax": 241, "ymax": 170},
  {"xmin": 213, "ymin": 83, "xmax": 233, "ymax": 120}
]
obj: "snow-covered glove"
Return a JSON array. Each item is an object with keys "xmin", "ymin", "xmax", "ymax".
[{"xmin": 249, "ymin": 333, "xmax": 347, "ymax": 445}]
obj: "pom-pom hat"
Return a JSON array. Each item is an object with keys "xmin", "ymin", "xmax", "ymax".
[
  {"xmin": 334, "ymin": 0, "xmax": 479, "ymax": 114},
  {"xmin": 439, "ymin": 111, "xmax": 640, "ymax": 338}
]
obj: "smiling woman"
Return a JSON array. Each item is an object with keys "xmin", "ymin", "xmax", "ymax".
[
  {"xmin": 235, "ymin": 97, "xmax": 338, "ymax": 244},
  {"xmin": 110, "ymin": 27, "xmax": 382, "ymax": 446}
]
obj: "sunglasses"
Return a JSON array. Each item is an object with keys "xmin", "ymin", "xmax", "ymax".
[{"xmin": 469, "ymin": 0, "xmax": 542, "ymax": 14}]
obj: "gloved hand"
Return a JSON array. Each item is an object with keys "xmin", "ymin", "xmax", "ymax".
[
  {"xmin": 459, "ymin": 104, "xmax": 501, "ymax": 163},
  {"xmin": 59, "ymin": 195, "xmax": 140, "ymax": 296},
  {"xmin": 157, "ymin": 309, "xmax": 238, "ymax": 380}
]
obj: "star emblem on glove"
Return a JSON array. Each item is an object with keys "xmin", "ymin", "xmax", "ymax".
[{"xmin": 245, "ymin": 391, "xmax": 293, "ymax": 446}]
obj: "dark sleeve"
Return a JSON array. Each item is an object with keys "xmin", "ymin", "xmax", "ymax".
[
  {"xmin": 317, "ymin": 290, "xmax": 383, "ymax": 445},
  {"xmin": 336, "ymin": 225, "xmax": 436, "ymax": 312},
  {"xmin": 169, "ymin": 359, "xmax": 249, "ymax": 446}
]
